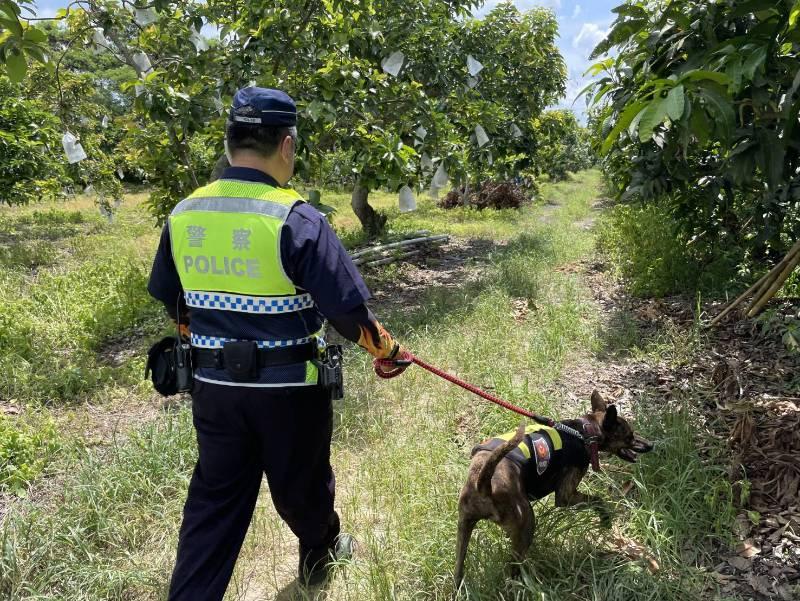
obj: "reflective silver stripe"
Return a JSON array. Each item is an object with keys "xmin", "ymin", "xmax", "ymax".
[
  {"xmin": 171, "ymin": 196, "xmax": 291, "ymax": 220},
  {"xmin": 194, "ymin": 375, "xmax": 316, "ymax": 388},
  {"xmin": 190, "ymin": 333, "xmax": 312, "ymax": 349},
  {"xmin": 184, "ymin": 290, "xmax": 315, "ymax": 314},
  {"xmin": 232, "ymin": 116, "xmax": 262, "ymax": 124}
]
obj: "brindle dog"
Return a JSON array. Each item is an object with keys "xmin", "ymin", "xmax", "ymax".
[{"xmin": 454, "ymin": 390, "xmax": 653, "ymax": 587}]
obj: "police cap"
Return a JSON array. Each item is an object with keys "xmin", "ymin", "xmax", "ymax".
[{"xmin": 229, "ymin": 87, "xmax": 297, "ymax": 127}]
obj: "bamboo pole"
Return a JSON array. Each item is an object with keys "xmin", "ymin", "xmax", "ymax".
[
  {"xmin": 360, "ymin": 250, "xmax": 421, "ymax": 267},
  {"xmin": 350, "ymin": 234, "xmax": 450, "ymax": 260},
  {"xmin": 748, "ymin": 251, "xmax": 795, "ymax": 310},
  {"xmin": 709, "ymin": 239, "xmax": 800, "ymax": 326},
  {"xmin": 746, "ymin": 247, "xmax": 800, "ymax": 318},
  {"xmin": 709, "ymin": 269, "xmax": 776, "ymax": 327},
  {"xmin": 745, "ymin": 240, "xmax": 800, "ymax": 315}
]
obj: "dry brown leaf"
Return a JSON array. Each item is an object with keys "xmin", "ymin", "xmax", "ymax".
[
  {"xmin": 610, "ymin": 536, "xmax": 660, "ymax": 573},
  {"xmin": 510, "ymin": 298, "xmax": 529, "ymax": 323},
  {"xmin": 736, "ymin": 540, "xmax": 761, "ymax": 558}
]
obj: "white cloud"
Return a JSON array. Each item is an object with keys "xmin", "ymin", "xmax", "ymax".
[
  {"xmin": 572, "ymin": 4, "xmax": 582, "ymax": 19},
  {"xmin": 573, "ymin": 22, "xmax": 608, "ymax": 50}
]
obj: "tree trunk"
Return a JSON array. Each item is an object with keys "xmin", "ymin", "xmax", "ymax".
[{"xmin": 351, "ymin": 180, "xmax": 386, "ymax": 236}]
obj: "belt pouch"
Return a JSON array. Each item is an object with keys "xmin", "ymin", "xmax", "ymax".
[{"xmin": 222, "ymin": 341, "xmax": 259, "ymax": 382}]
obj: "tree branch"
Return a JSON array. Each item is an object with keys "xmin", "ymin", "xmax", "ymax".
[{"xmin": 272, "ymin": 0, "xmax": 319, "ymax": 75}]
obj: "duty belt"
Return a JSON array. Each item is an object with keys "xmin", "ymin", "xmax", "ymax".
[{"xmin": 192, "ymin": 343, "xmax": 316, "ymax": 369}]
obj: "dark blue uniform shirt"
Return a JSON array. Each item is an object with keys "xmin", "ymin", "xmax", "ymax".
[{"xmin": 147, "ymin": 167, "xmax": 371, "ymax": 385}]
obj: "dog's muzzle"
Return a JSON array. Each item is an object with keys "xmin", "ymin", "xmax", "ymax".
[{"xmin": 617, "ymin": 435, "xmax": 654, "ymax": 463}]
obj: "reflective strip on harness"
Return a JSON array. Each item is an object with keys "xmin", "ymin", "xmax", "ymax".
[
  {"xmin": 184, "ymin": 290, "xmax": 314, "ymax": 314},
  {"xmin": 191, "ymin": 333, "xmax": 313, "ymax": 349},
  {"xmin": 495, "ymin": 424, "xmax": 563, "ymax": 459}
]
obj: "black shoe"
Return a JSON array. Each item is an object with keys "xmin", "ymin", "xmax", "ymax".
[{"xmin": 299, "ymin": 533, "xmax": 355, "ymax": 586}]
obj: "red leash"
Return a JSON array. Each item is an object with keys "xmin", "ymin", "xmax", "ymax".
[
  {"xmin": 374, "ymin": 352, "xmax": 553, "ymax": 424},
  {"xmin": 374, "ymin": 351, "xmax": 602, "ymax": 472}
]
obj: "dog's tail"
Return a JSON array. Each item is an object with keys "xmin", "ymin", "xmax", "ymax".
[{"xmin": 476, "ymin": 420, "xmax": 526, "ymax": 496}]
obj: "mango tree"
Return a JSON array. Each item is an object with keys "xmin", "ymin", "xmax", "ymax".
[
  {"xmin": 588, "ymin": 0, "xmax": 800, "ymax": 262},
  {"xmin": 5, "ymin": 0, "xmax": 566, "ymax": 234}
]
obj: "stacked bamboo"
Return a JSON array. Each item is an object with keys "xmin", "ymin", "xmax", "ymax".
[
  {"xmin": 710, "ymin": 239, "xmax": 800, "ymax": 326},
  {"xmin": 350, "ymin": 232, "xmax": 450, "ymax": 267}
]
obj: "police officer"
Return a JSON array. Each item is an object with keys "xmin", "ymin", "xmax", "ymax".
[{"xmin": 147, "ymin": 87, "xmax": 410, "ymax": 599}]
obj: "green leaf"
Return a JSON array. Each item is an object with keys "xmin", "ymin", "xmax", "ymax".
[
  {"xmin": 679, "ymin": 70, "xmax": 731, "ymax": 86},
  {"xmin": 591, "ymin": 83, "xmax": 613, "ymax": 106},
  {"xmin": 23, "ymin": 26, "xmax": 46, "ymax": 44},
  {"xmin": 726, "ymin": 57, "xmax": 743, "ymax": 92},
  {"xmin": 698, "ymin": 88, "xmax": 735, "ymax": 142},
  {"xmin": 5, "ymin": 49, "xmax": 26, "ymax": 82},
  {"xmin": 731, "ymin": 0, "xmax": 782, "ymax": 18},
  {"xmin": 638, "ymin": 97, "xmax": 668, "ymax": 142},
  {"xmin": 628, "ymin": 106, "xmax": 648, "ymax": 138},
  {"xmin": 742, "ymin": 47, "xmax": 767, "ymax": 80},
  {"xmin": 600, "ymin": 100, "xmax": 646, "ymax": 155},
  {"xmin": 688, "ymin": 103, "xmax": 710, "ymax": 145},
  {"xmin": 789, "ymin": 1, "xmax": 800, "ymax": 26},
  {"xmin": 584, "ymin": 59, "xmax": 612, "ymax": 77},
  {"xmin": 0, "ymin": 14, "xmax": 22, "ymax": 36},
  {"xmin": 23, "ymin": 44, "xmax": 46, "ymax": 65},
  {"xmin": 0, "ymin": 0, "xmax": 21, "ymax": 18},
  {"xmin": 665, "ymin": 85, "xmax": 685, "ymax": 121}
]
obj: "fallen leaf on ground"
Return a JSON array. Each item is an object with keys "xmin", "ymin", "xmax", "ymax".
[{"xmin": 736, "ymin": 540, "xmax": 761, "ymax": 558}]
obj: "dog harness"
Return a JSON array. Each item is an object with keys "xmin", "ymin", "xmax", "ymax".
[{"xmin": 472, "ymin": 423, "xmax": 590, "ymax": 499}]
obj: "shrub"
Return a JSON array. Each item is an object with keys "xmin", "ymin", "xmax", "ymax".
[
  {"xmin": 597, "ymin": 201, "xmax": 748, "ymax": 297},
  {"xmin": 0, "ymin": 414, "xmax": 60, "ymax": 495}
]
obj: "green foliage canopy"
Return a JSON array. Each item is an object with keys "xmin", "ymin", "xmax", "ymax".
[
  {"xmin": 588, "ymin": 0, "xmax": 800, "ymax": 262},
  {"xmin": 0, "ymin": 77, "xmax": 66, "ymax": 205},
  {"xmin": 2, "ymin": 1, "xmax": 568, "ymax": 233}
]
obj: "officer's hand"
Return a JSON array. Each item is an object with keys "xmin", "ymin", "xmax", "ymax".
[{"xmin": 373, "ymin": 346, "xmax": 412, "ymax": 379}]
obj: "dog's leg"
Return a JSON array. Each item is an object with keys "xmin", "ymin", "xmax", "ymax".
[
  {"xmin": 454, "ymin": 516, "xmax": 478, "ymax": 589},
  {"xmin": 555, "ymin": 467, "xmax": 612, "ymax": 527},
  {"xmin": 501, "ymin": 500, "xmax": 534, "ymax": 578}
]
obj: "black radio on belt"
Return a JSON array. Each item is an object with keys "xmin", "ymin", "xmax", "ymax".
[
  {"xmin": 175, "ymin": 341, "xmax": 193, "ymax": 392},
  {"xmin": 316, "ymin": 345, "xmax": 344, "ymax": 400},
  {"xmin": 145, "ymin": 337, "xmax": 193, "ymax": 396}
]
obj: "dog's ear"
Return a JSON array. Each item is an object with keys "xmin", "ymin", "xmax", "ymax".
[
  {"xmin": 602, "ymin": 405, "xmax": 618, "ymax": 429},
  {"xmin": 590, "ymin": 390, "xmax": 607, "ymax": 412}
]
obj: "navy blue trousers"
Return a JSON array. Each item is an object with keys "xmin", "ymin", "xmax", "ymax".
[{"xmin": 168, "ymin": 380, "xmax": 339, "ymax": 600}]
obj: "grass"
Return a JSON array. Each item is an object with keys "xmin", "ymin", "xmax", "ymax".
[{"xmin": 0, "ymin": 171, "xmax": 737, "ymax": 600}]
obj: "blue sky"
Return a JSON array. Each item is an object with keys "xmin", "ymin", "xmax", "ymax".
[{"xmin": 30, "ymin": 0, "xmax": 617, "ymax": 113}]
